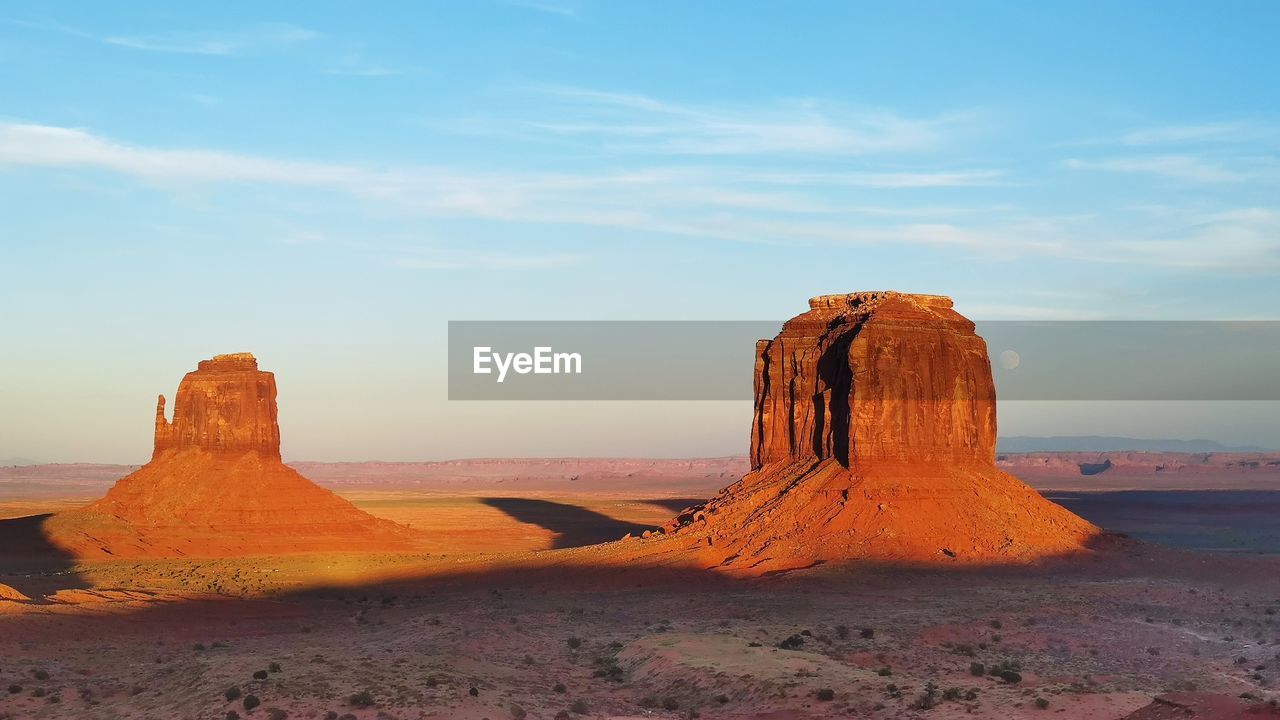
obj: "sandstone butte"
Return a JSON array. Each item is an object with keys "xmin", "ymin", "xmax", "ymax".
[
  {"xmin": 625, "ymin": 291, "xmax": 1101, "ymax": 574},
  {"xmin": 44, "ymin": 353, "xmax": 420, "ymax": 558}
]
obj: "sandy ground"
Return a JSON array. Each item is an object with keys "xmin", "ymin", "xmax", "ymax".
[{"xmin": 3, "ymin": 479, "xmax": 1280, "ymax": 719}]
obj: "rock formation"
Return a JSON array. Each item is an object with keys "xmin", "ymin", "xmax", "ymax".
[
  {"xmin": 642, "ymin": 292, "xmax": 1099, "ymax": 573},
  {"xmin": 46, "ymin": 353, "xmax": 420, "ymax": 558}
]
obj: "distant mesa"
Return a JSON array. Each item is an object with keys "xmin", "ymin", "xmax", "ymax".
[
  {"xmin": 44, "ymin": 353, "xmax": 420, "ymax": 558},
  {"xmin": 636, "ymin": 291, "xmax": 1100, "ymax": 574}
]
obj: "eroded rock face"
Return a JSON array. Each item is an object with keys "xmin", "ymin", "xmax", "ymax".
[
  {"xmin": 153, "ymin": 353, "xmax": 281, "ymax": 459},
  {"xmin": 751, "ymin": 292, "xmax": 995, "ymax": 469},
  {"xmin": 645, "ymin": 292, "xmax": 1099, "ymax": 574},
  {"xmin": 46, "ymin": 354, "xmax": 419, "ymax": 558}
]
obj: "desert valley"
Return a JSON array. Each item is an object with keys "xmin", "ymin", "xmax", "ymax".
[{"xmin": 2, "ymin": 292, "xmax": 1279, "ymax": 720}]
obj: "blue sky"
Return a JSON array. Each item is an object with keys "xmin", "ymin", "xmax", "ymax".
[{"xmin": 2, "ymin": 1, "xmax": 1278, "ymax": 462}]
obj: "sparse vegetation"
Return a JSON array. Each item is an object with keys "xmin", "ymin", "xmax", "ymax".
[
  {"xmin": 252, "ymin": 670, "xmax": 268, "ymax": 680},
  {"xmin": 566, "ymin": 637, "xmax": 582, "ymax": 650},
  {"xmin": 224, "ymin": 685, "xmax": 242, "ymax": 701},
  {"xmin": 1035, "ymin": 697, "xmax": 1050, "ymax": 709},
  {"xmin": 510, "ymin": 704, "xmax": 527, "ymax": 719},
  {"xmin": 570, "ymin": 698, "xmax": 589, "ymax": 714},
  {"xmin": 242, "ymin": 695, "xmax": 260, "ymax": 711},
  {"xmin": 777, "ymin": 634, "xmax": 805, "ymax": 650},
  {"xmin": 861, "ymin": 628, "xmax": 875, "ymax": 639},
  {"xmin": 970, "ymin": 661, "xmax": 986, "ymax": 676},
  {"xmin": 816, "ymin": 688, "xmax": 835, "ymax": 701},
  {"xmin": 349, "ymin": 690, "xmax": 375, "ymax": 708}
]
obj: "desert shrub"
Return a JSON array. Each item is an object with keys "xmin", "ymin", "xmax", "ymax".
[
  {"xmin": 510, "ymin": 704, "xmax": 527, "ymax": 719},
  {"xmin": 553, "ymin": 682, "xmax": 567, "ymax": 693},
  {"xmin": 1035, "ymin": 697, "xmax": 1050, "ymax": 709},
  {"xmin": 243, "ymin": 695, "xmax": 260, "ymax": 711},
  {"xmin": 268, "ymin": 662, "xmax": 281, "ymax": 673},
  {"xmin": 225, "ymin": 712, "xmax": 240, "ymax": 720},
  {"xmin": 662, "ymin": 697, "xmax": 680, "ymax": 710},
  {"xmin": 566, "ymin": 637, "xmax": 582, "ymax": 650},
  {"xmin": 266, "ymin": 709, "xmax": 287, "ymax": 720},
  {"xmin": 225, "ymin": 685, "xmax": 242, "ymax": 701},
  {"xmin": 999, "ymin": 670, "xmax": 1022, "ymax": 684},
  {"xmin": 877, "ymin": 667, "xmax": 893, "ymax": 677},
  {"xmin": 638, "ymin": 694, "xmax": 659, "ymax": 708},
  {"xmin": 777, "ymin": 634, "xmax": 805, "ymax": 650},
  {"xmin": 836, "ymin": 625, "xmax": 850, "ymax": 639},
  {"xmin": 349, "ymin": 690, "xmax": 375, "ymax": 708},
  {"xmin": 943, "ymin": 687, "xmax": 963, "ymax": 701},
  {"xmin": 32, "ymin": 688, "xmax": 46, "ymax": 698},
  {"xmin": 816, "ymin": 688, "xmax": 835, "ymax": 701},
  {"xmin": 253, "ymin": 670, "xmax": 269, "ymax": 680},
  {"xmin": 915, "ymin": 682, "xmax": 939, "ymax": 710},
  {"xmin": 469, "ymin": 686, "xmax": 479, "ymax": 697},
  {"xmin": 7, "ymin": 685, "xmax": 22, "ymax": 694},
  {"xmin": 570, "ymin": 698, "xmax": 589, "ymax": 714},
  {"xmin": 990, "ymin": 619, "xmax": 1002, "ymax": 629},
  {"xmin": 325, "ymin": 712, "xmax": 338, "ymax": 720},
  {"xmin": 715, "ymin": 694, "xmax": 729, "ymax": 704},
  {"xmin": 555, "ymin": 712, "xmax": 571, "ymax": 720},
  {"xmin": 860, "ymin": 628, "xmax": 875, "ymax": 639},
  {"xmin": 32, "ymin": 670, "xmax": 49, "ymax": 681},
  {"xmin": 194, "ymin": 643, "xmax": 207, "ymax": 651},
  {"xmin": 970, "ymin": 662, "xmax": 985, "ymax": 676}
]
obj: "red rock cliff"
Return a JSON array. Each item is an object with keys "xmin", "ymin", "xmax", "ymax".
[
  {"xmin": 751, "ymin": 292, "xmax": 996, "ymax": 469},
  {"xmin": 635, "ymin": 291, "xmax": 1100, "ymax": 574},
  {"xmin": 153, "ymin": 352, "xmax": 281, "ymax": 460},
  {"xmin": 46, "ymin": 353, "xmax": 420, "ymax": 558}
]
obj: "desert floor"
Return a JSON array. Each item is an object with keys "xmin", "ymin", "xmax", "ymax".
[{"xmin": 3, "ymin": 477, "xmax": 1280, "ymax": 719}]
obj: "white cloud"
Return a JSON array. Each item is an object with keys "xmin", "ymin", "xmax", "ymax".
[
  {"xmin": 446, "ymin": 85, "xmax": 978, "ymax": 157},
  {"xmin": 102, "ymin": 22, "xmax": 317, "ymax": 56},
  {"xmin": 391, "ymin": 248, "xmax": 582, "ymax": 270},
  {"xmin": 4, "ymin": 120, "xmax": 1278, "ymax": 274},
  {"xmin": 1064, "ymin": 155, "xmax": 1249, "ymax": 183},
  {"xmin": 503, "ymin": 0, "xmax": 579, "ymax": 18}
]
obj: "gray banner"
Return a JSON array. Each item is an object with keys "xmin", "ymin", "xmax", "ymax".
[{"xmin": 447, "ymin": 321, "xmax": 1280, "ymax": 401}]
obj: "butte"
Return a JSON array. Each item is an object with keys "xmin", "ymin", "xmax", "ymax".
[
  {"xmin": 626, "ymin": 292, "xmax": 1100, "ymax": 574},
  {"xmin": 44, "ymin": 353, "xmax": 420, "ymax": 558}
]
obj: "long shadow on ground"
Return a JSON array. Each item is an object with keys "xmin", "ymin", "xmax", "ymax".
[
  {"xmin": 480, "ymin": 497, "xmax": 654, "ymax": 549},
  {"xmin": 639, "ymin": 497, "xmax": 709, "ymax": 514},
  {"xmin": 0, "ymin": 513, "xmax": 92, "ymax": 599}
]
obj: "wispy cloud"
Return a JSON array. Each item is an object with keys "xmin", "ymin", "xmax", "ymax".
[
  {"xmin": 1064, "ymin": 154, "xmax": 1279, "ymax": 184},
  {"xmin": 444, "ymin": 85, "xmax": 978, "ymax": 157},
  {"xmin": 503, "ymin": 0, "xmax": 579, "ymax": 18},
  {"xmin": 4, "ymin": 120, "xmax": 1277, "ymax": 273},
  {"xmin": 101, "ymin": 22, "xmax": 317, "ymax": 56},
  {"xmin": 1066, "ymin": 120, "xmax": 1277, "ymax": 148},
  {"xmin": 391, "ymin": 248, "xmax": 582, "ymax": 270},
  {"xmin": 1064, "ymin": 155, "xmax": 1247, "ymax": 183}
]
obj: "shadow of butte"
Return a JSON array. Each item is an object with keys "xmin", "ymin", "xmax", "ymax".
[
  {"xmin": 0, "ymin": 513, "xmax": 92, "ymax": 599},
  {"xmin": 479, "ymin": 497, "xmax": 654, "ymax": 549}
]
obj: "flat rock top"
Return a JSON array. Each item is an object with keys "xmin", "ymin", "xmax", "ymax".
[
  {"xmin": 806, "ymin": 290, "xmax": 954, "ymax": 311},
  {"xmin": 197, "ymin": 353, "xmax": 259, "ymax": 372}
]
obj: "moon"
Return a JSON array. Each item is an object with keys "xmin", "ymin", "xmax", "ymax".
[{"xmin": 999, "ymin": 349, "xmax": 1021, "ymax": 370}]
